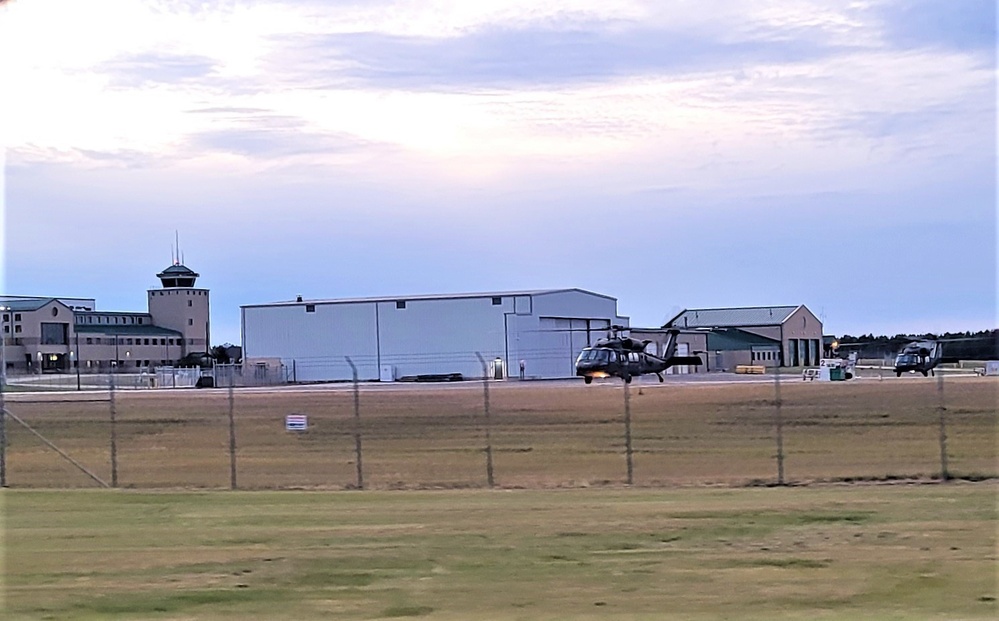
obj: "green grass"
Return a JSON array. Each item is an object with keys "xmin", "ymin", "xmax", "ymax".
[{"xmin": 3, "ymin": 484, "xmax": 997, "ymax": 620}]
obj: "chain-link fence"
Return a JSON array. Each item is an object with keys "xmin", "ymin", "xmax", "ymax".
[{"xmin": 1, "ymin": 368, "xmax": 994, "ymax": 490}]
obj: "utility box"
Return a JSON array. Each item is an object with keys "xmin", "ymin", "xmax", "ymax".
[
  {"xmin": 829, "ymin": 367, "xmax": 845, "ymax": 381},
  {"xmin": 379, "ymin": 365, "xmax": 396, "ymax": 382}
]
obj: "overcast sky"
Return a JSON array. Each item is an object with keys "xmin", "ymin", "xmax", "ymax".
[{"xmin": 1, "ymin": 0, "xmax": 995, "ymax": 345}]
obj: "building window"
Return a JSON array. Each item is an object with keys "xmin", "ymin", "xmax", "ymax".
[
  {"xmin": 3, "ymin": 326, "xmax": 7, "ymax": 333},
  {"xmin": 14, "ymin": 325, "xmax": 21, "ymax": 333},
  {"xmin": 86, "ymin": 338, "xmax": 93, "ymax": 344},
  {"xmin": 14, "ymin": 313, "xmax": 21, "ymax": 321},
  {"xmin": 2, "ymin": 314, "xmax": 8, "ymax": 321},
  {"xmin": 188, "ymin": 318, "xmax": 193, "ymax": 326},
  {"xmin": 306, "ymin": 304, "xmax": 316, "ymax": 313},
  {"xmin": 144, "ymin": 338, "xmax": 150, "ymax": 345},
  {"xmin": 492, "ymin": 297, "xmax": 502, "ymax": 305},
  {"xmin": 188, "ymin": 300, "xmax": 193, "ymax": 307},
  {"xmin": 189, "ymin": 339, "xmax": 194, "ymax": 345},
  {"xmin": 396, "ymin": 301, "xmax": 406, "ymax": 309},
  {"xmin": 127, "ymin": 338, "xmax": 133, "ymax": 345}
]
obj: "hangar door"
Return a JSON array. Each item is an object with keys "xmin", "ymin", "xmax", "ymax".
[{"xmin": 535, "ymin": 318, "xmax": 610, "ymax": 379}]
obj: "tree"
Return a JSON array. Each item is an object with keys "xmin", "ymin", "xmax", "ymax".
[{"xmin": 210, "ymin": 345, "xmax": 231, "ymax": 364}]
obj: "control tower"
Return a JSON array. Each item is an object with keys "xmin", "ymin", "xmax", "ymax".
[{"xmin": 148, "ymin": 263, "xmax": 210, "ymax": 356}]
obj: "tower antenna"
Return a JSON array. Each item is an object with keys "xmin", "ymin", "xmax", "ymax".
[{"xmin": 175, "ymin": 230, "xmax": 180, "ymax": 265}]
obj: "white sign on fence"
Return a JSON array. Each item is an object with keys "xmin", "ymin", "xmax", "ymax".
[{"xmin": 285, "ymin": 414, "xmax": 308, "ymax": 431}]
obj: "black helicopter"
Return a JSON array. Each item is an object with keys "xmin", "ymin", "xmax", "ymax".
[
  {"xmin": 575, "ymin": 326, "xmax": 703, "ymax": 384},
  {"xmin": 893, "ymin": 339, "xmax": 960, "ymax": 377}
]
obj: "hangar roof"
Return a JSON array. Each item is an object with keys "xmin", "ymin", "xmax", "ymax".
[
  {"xmin": 664, "ymin": 306, "xmax": 804, "ymax": 329},
  {"xmin": 243, "ymin": 288, "xmax": 616, "ymax": 308},
  {"xmin": 707, "ymin": 328, "xmax": 781, "ymax": 351}
]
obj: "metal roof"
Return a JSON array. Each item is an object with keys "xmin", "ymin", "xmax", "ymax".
[
  {"xmin": 0, "ymin": 297, "xmax": 59, "ymax": 312},
  {"xmin": 707, "ymin": 328, "xmax": 781, "ymax": 351},
  {"xmin": 157, "ymin": 263, "xmax": 199, "ymax": 277},
  {"xmin": 242, "ymin": 288, "xmax": 616, "ymax": 308},
  {"xmin": 76, "ymin": 310, "xmax": 153, "ymax": 318},
  {"xmin": 664, "ymin": 306, "xmax": 803, "ymax": 329},
  {"xmin": 75, "ymin": 325, "xmax": 182, "ymax": 336}
]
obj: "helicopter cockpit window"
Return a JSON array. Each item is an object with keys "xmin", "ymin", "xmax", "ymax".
[
  {"xmin": 578, "ymin": 349, "xmax": 609, "ymax": 362},
  {"xmin": 896, "ymin": 354, "xmax": 918, "ymax": 364}
]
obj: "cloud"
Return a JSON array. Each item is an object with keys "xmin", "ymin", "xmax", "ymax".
[
  {"xmin": 100, "ymin": 52, "xmax": 219, "ymax": 87},
  {"xmin": 191, "ymin": 125, "xmax": 372, "ymax": 158},
  {"xmin": 264, "ymin": 23, "xmax": 849, "ymax": 91},
  {"xmin": 877, "ymin": 0, "xmax": 996, "ymax": 53}
]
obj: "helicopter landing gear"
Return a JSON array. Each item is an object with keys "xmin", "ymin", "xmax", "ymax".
[
  {"xmin": 623, "ymin": 374, "xmax": 632, "ymax": 384},
  {"xmin": 922, "ymin": 370, "xmax": 929, "ymax": 377},
  {"xmin": 584, "ymin": 376, "xmax": 593, "ymax": 385},
  {"xmin": 896, "ymin": 371, "xmax": 902, "ymax": 377},
  {"xmin": 656, "ymin": 373, "xmax": 664, "ymax": 383}
]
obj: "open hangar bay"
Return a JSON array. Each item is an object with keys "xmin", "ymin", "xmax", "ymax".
[{"xmin": 241, "ymin": 289, "xmax": 627, "ymax": 382}]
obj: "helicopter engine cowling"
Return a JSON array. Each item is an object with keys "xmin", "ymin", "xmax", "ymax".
[{"xmin": 594, "ymin": 337, "xmax": 650, "ymax": 352}]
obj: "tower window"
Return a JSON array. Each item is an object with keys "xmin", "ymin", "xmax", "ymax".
[
  {"xmin": 492, "ymin": 297, "xmax": 502, "ymax": 305},
  {"xmin": 396, "ymin": 301, "xmax": 406, "ymax": 309},
  {"xmin": 306, "ymin": 305, "xmax": 315, "ymax": 313}
]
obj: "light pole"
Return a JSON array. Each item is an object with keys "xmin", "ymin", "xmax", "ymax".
[{"xmin": 74, "ymin": 331, "xmax": 81, "ymax": 391}]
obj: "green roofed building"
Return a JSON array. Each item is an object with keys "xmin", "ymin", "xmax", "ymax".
[{"xmin": 1, "ymin": 263, "xmax": 210, "ymax": 374}]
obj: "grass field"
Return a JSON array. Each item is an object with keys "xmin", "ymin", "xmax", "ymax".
[
  {"xmin": 1, "ymin": 377, "xmax": 996, "ymax": 619},
  {"xmin": 3, "ymin": 484, "xmax": 996, "ymax": 620},
  {"xmin": 2, "ymin": 376, "xmax": 996, "ymax": 489}
]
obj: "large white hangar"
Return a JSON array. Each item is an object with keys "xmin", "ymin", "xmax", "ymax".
[{"xmin": 241, "ymin": 289, "xmax": 628, "ymax": 382}]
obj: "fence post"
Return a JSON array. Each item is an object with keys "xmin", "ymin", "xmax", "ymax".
[
  {"xmin": 773, "ymin": 364, "xmax": 785, "ymax": 485},
  {"xmin": 0, "ymin": 372, "xmax": 6, "ymax": 487},
  {"xmin": 937, "ymin": 373, "xmax": 950, "ymax": 481},
  {"xmin": 345, "ymin": 357, "xmax": 363, "ymax": 490},
  {"xmin": 227, "ymin": 370, "xmax": 237, "ymax": 490},
  {"xmin": 109, "ymin": 372, "xmax": 119, "ymax": 487},
  {"xmin": 475, "ymin": 353, "xmax": 495, "ymax": 488},
  {"xmin": 623, "ymin": 380, "xmax": 634, "ymax": 485}
]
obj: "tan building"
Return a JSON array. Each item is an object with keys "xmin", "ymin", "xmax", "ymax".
[
  {"xmin": 1, "ymin": 263, "xmax": 210, "ymax": 374},
  {"xmin": 663, "ymin": 305, "xmax": 823, "ymax": 368}
]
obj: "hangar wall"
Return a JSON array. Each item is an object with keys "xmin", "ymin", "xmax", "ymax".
[{"xmin": 242, "ymin": 289, "xmax": 625, "ymax": 382}]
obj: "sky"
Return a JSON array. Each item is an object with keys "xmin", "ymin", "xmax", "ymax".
[{"xmin": 1, "ymin": 0, "xmax": 995, "ymax": 345}]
